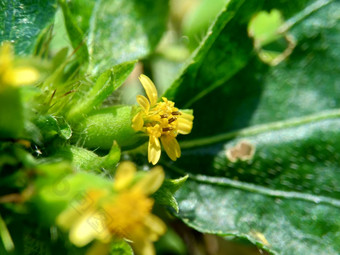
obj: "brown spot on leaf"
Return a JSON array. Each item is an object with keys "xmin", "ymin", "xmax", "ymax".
[{"xmin": 226, "ymin": 140, "xmax": 255, "ymax": 162}]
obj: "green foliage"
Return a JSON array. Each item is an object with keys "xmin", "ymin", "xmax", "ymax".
[
  {"xmin": 110, "ymin": 240, "xmax": 134, "ymax": 255},
  {"xmin": 54, "ymin": 143, "xmax": 121, "ymax": 173},
  {"xmin": 1, "ymin": 0, "xmax": 339, "ymax": 254},
  {"xmin": 60, "ymin": 0, "xmax": 169, "ymax": 74},
  {"xmin": 66, "ymin": 61, "xmax": 136, "ymax": 122},
  {"xmin": 87, "ymin": 0, "xmax": 168, "ymax": 73},
  {"xmin": 33, "ymin": 167, "xmax": 112, "ymax": 224},
  {"xmin": 0, "ymin": 88, "xmax": 24, "ymax": 138},
  {"xmin": 73, "ymin": 105, "xmax": 145, "ymax": 150},
  {"xmin": 153, "ymin": 175, "xmax": 188, "ymax": 212},
  {"xmin": 59, "ymin": 0, "xmax": 89, "ymax": 63},
  {"xmin": 0, "ymin": 0, "xmax": 57, "ymax": 54},
  {"xmin": 35, "ymin": 115, "xmax": 71, "ymax": 141},
  {"xmin": 163, "ymin": 0, "xmax": 254, "ymax": 107},
  {"xmin": 161, "ymin": 0, "xmax": 340, "ymax": 254},
  {"xmin": 248, "ymin": 9, "xmax": 283, "ymax": 47},
  {"xmin": 182, "ymin": 0, "xmax": 226, "ymax": 50}
]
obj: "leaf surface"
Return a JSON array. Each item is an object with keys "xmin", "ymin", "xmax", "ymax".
[
  {"xmin": 0, "ymin": 0, "xmax": 57, "ymax": 54},
  {"xmin": 87, "ymin": 0, "xmax": 168, "ymax": 74},
  {"xmin": 162, "ymin": 0, "xmax": 340, "ymax": 254}
]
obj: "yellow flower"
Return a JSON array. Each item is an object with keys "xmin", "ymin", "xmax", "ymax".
[
  {"xmin": 0, "ymin": 42, "xmax": 39, "ymax": 88},
  {"xmin": 132, "ymin": 74, "xmax": 194, "ymax": 165},
  {"xmin": 57, "ymin": 162, "xmax": 166, "ymax": 255}
]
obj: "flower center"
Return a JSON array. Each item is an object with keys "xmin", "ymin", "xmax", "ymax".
[
  {"xmin": 104, "ymin": 190, "xmax": 153, "ymax": 238},
  {"xmin": 145, "ymin": 98, "xmax": 181, "ymax": 138}
]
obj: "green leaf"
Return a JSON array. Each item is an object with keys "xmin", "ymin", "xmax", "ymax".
[
  {"xmin": 248, "ymin": 9, "xmax": 284, "ymax": 47},
  {"xmin": 110, "ymin": 240, "xmax": 133, "ymax": 255},
  {"xmin": 59, "ymin": 0, "xmax": 89, "ymax": 63},
  {"xmin": 161, "ymin": 0, "xmax": 340, "ymax": 254},
  {"xmin": 155, "ymin": 228, "xmax": 187, "ymax": 255},
  {"xmin": 66, "ymin": 0, "xmax": 94, "ymax": 34},
  {"xmin": 66, "ymin": 61, "xmax": 136, "ymax": 122},
  {"xmin": 184, "ymin": 0, "xmax": 339, "ymax": 140},
  {"xmin": 57, "ymin": 117, "xmax": 72, "ymax": 140},
  {"xmin": 34, "ymin": 115, "xmax": 71, "ymax": 141},
  {"xmin": 163, "ymin": 0, "xmax": 254, "ymax": 107},
  {"xmin": 51, "ymin": 47, "xmax": 69, "ymax": 70},
  {"xmin": 172, "ymin": 115, "xmax": 340, "ymax": 254},
  {"xmin": 73, "ymin": 105, "xmax": 146, "ymax": 150},
  {"xmin": 54, "ymin": 143, "xmax": 121, "ymax": 173},
  {"xmin": 87, "ymin": 0, "xmax": 169, "ymax": 74},
  {"xmin": 0, "ymin": 0, "xmax": 57, "ymax": 55},
  {"xmin": 153, "ymin": 175, "xmax": 188, "ymax": 212},
  {"xmin": 182, "ymin": 0, "xmax": 226, "ymax": 50},
  {"xmin": 0, "ymin": 88, "xmax": 23, "ymax": 139},
  {"xmin": 0, "ymin": 214, "xmax": 14, "ymax": 253},
  {"xmin": 163, "ymin": 0, "xmax": 326, "ymax": 108},
  {"xmin": 33, "ymin": 167, "xmax": 112, "ymax": 224}
]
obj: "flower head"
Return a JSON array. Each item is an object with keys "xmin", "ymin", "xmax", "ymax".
[
  {"xmin": 0, "ymin": 42, "xmax": 39, "ymax": 88},
  {"xmin": 57, "ymin": 162, "xmax": 166, "ymax": 255},
  {"xmin": 132, "ymin": 75, "xmax": 194, "ymax": 164}
]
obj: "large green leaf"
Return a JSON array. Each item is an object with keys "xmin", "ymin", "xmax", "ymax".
[
  {"xmin": 59, "ymin": 0, "xmax": 89, "ymax": 63},
  {"xmin": 65, "ymin": 0, "xmax": 94, "ymax": 34},
  {"xmin": 163, "ymin": 0, "xmax": 329, "ymax": 108},
  {"xmin": 183, "ymin": 0, "xmax": 339, "ymax": 140},
  {"xmin": 0, "ymin": 0, "xmax": 57, "ymax": 54},
  {"xmin": 161, "ymin": 0, "xmax": 340, "ymax": 254},
  {"xmin": 86, "ymin": 0, "xmax": 169, "ymax": 74},
  {"xmin": 66, "ymin": 61, "xmax": 136, "ymax": 122},
  {"xmin": 172, "ymin": 117, "xmax": 340, "ymax": 255}
]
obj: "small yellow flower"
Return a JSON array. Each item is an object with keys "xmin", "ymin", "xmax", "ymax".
[
  {"xmin": 57, "ymin": 162, "xmax": 166, "ymax": 255},
  {"xmin": 132, "ymin": 74, "xmax": 194, "ymax": 165},
  {"xmin": 0, "ymin": 42, "xmax": 39, "ymax": 88}
]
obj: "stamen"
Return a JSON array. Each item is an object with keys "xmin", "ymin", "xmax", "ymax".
[
  {"xmin": 172, "ymin": 111, "xmax": 181, "ymax": 115},
  {"xmin": 160, "ymin": 114, "xmax": 168, "ymax": 118},
  {"xmin": 162, "ymin": 127, "xmax": 173, "ymax": 132},
  {"xmin": 168, "ymin": 117, "xmax": 177, "ymax": 124}
]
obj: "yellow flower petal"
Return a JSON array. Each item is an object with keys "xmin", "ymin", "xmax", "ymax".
[
  {"xmin": 57, "ymin": 206, "xmax": 80, "ymax": 230},
  {"xmin": 161, "ymin": 136, "xmax": 181, "ymax": 161},
  {"xmin": 114, "ymin": 161, "xmax": 137, "ymax": 191},
  {"xmin": 136, "ymin": 95, "xmax": 150, "ymax": 112},
  {"xmin": 70, "ymin": 211, "xmax": 111, "ymax": 247},
  {"xmin": 6, "ymin": 67, "xmax": 39, "ymax": 86},
  {"xmin": 132, "ymin": 239, "xmax": 155, "ymax": 255},
  {"xmin": 180, "ymin": 111, "xmax": 194, "ymax": 121},
  {"xmin": 139, "ymin": 74, "xmax": 158, "ymax": 106},
  {"xmin": 133, "ymin": 74, "xmax": 194, "ymax": 163},
  {"xmin": 0, "ymin": 43, "xmax": 39, "ymax": 87},
  {"xmin": 132, "ymin": 111, "xmax": 144, "ymax": 131},
  {"xmin": 143, "ymin": 215, "xmax": 166, "ymax": 241},
  {"xmin": 57, "ymin": 162, "xmax": 167, "ymax": 252},
  {"xmin": 148, "ymin": 135, "xmax": 161, "ymax": 165},
  {"xmin": 177, "ymin": 117, "xmax": 193, "ymax": 135},
  {"xmin": 146, "ymin": 124, "xmax": 162, "ymax": 138},
  {"xmin": 133, "ymin": 166, "xmax": 164, "ymax": 195}
]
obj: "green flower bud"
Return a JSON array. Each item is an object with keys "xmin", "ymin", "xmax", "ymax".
[{"xmin": 72, "ymin": 105, "xmax": 147, "ymax": 150}]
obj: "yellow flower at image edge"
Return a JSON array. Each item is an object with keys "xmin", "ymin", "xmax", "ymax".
[
  {"xmin": 57, "ymin": 162, "xmax": 166, "ymax": 255},
  {"xmin": 0, "ymin": 42, "xmax": 39, "ymax": 88},
  {"xmin": 132, "ymin": 74, "xmax": 194, "ymax": 165}
]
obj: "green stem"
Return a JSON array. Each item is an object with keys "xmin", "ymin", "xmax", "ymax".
[
  {"xmin": 180, "ymin": 108, "xmax": 340, "ymax": 149},
  {"xmin": 0, "ymin": 214, "xmax": 14, "ymax": 252}
]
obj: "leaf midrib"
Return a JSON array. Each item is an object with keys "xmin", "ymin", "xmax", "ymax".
[
  {"xmin": 180, "ymin": 108, "xmax": 340, "ymax": 149},
  {"xmin": 165, "ymin": 162, "xmax": 340, "ymax": 208}
]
